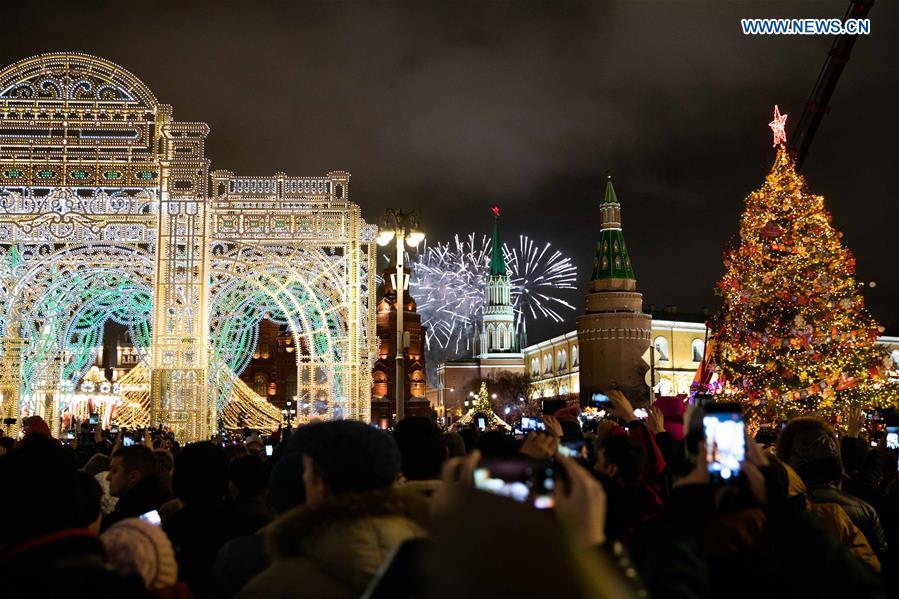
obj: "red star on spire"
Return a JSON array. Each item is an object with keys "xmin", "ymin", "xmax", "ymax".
[
  {"xmin": 492, "ymin": 206, "xmax": 500, "ymax": 217},
  {"xmin": 768, "ymin": 104, "xmax": 788, "ymax": 147}
]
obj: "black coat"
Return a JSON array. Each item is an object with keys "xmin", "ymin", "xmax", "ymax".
[{"xmin": 102, "ymin": 474, "xmax": 171, "ymax": 530}]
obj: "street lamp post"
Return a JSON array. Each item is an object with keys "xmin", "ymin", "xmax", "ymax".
[{"xmin": 377, "ymin": 209, "xmax": 424, "ymax": 424}]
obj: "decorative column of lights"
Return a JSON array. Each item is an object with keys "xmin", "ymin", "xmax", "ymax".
[
  {"xmin": 0, "ymin": 53, "xmax": 378, "ymax": 439},
  {"xmin": 376, "ymin": 209, "xmax": 425, "ymax": 423}
]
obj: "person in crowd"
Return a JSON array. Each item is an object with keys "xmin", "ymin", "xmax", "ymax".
[
  {"xmin": 225, "ymin": 454, "xmax": 274, "ymax": 537},
  {"xmin": 224, "ymin": 443, "xmax": 250, "ymax": 463},
  {"xmin": 393, "ymin": 416, "xmax": 447, "ymax": 500},
  {"xmin": 20, "ymin": 414, "xmax": 52, "ymax": 437},
  {"xmin": 630, "ymin": 439, "xmax": 887, "ymax": 598},
  {"xmin": 155, "ymin": 448, "xmax": 175, "ymax": 494},
  {"xmin": 782, "ymin": 460, "xmax": 881, "ymax": 572},
  {"xmin": 75, "ymin": 470, "xmax": 104, "ymax": 535},
  {"xmin": 104, "ymin": 444, "xmax": 172, "ymax": 530},
  {"xmin": 0, "ymin": 434, "xmax": 151, "ymax": 596},
  {"xmin": 239, "ymin": 420, "xmax": 428, "ymax": 598},
  {"xmin": 83, "ymin": 452, "xmax": 111, "ymax": 477},
  {"xmin": 164, "ymin": 441, "xmax": 232, "ymax": 598},
  {"xmin": 443, "ymin": 431, "xmax": 467, "ymax": 458},
  {"xmin": 776, "ymin": 416, "xmax": 888, "ymax": 557},
  {"xmin": 101, "ymin": 518, "xmax": 185, "ymax": 595},
  {"xmin": 594, "ymin": 432, "xmax": 664, "ymax": 543},
  {"xmin": 213, "ymin": 451, "xmax": 306, "ymax": 597}
]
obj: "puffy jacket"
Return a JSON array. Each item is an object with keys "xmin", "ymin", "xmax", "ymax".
[
  {"xmin": 239, "ymin": 491, "xmax": 427, "ymax": 598},
  {"xmin": 807, "ymin": 483, "xmax": 888, "ymax": 557},
  {"xmin": 784, "ymin": 461, "xmax": 881, "ymax": 572}
]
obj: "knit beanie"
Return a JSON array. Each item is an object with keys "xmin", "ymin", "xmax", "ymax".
[{"xmin": 100, "ymin": 518, "xmax": 178, "ymax": 590}]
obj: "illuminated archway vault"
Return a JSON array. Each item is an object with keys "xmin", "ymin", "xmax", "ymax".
[{"xmin": 0, "ymin": 53, "xmax": 377, "ymax": 440}]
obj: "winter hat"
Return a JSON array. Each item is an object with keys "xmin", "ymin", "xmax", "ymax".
[
  {"xmin": 101, "ymin": 518, "xmax": 177, "ymax": 590},
  {"xmin": 654, "ymin": 395, "xmax": 686, "ymax": 441},
  {"xmin": 553, "ymin": 404, "xmax": 581, "ymax": 421},
  {"xmin": 300, "ymin": 420, "xmax": 401, "ymax": 494}
]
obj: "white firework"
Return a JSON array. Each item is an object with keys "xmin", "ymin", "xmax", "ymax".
[{"xmin": 383, "ymin": 233, "xmax": 578, "ymax": 354}]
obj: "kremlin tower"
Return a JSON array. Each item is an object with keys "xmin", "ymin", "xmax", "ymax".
[
  {"xmin": 576, "ymin": 176, "xmax": 651, "ymax": 404},
  {"xmin": 478, "ymin": 207, "xmax": 520, "ymax": 357}
]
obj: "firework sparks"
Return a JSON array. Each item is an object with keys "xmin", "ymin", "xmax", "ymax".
[{"xmin": 383, "ymin": 233, "xmax": 578, "ymax": 354}]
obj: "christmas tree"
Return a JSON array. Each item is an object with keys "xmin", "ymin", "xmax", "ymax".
[
  {"xmin": 709, "ymin": 107, "xmax": 894, "ymax": 425},
  {"xmin": 471, "ymin": 381, "xmax": 499, "ymax": 426}
]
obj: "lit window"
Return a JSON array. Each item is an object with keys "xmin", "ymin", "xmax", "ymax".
[
  {"xmin": 653, "ymin": 336, "xmax": 669, "ymax": 361},
  {"xmin": 691, "ymin": 339, "xmax": 705, "ymax": 363}
]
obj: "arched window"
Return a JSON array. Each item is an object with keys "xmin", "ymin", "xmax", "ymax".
[
  {"xmin": 253, "ymin": 373, "xmax": 267, "ymax": 397},
  {"xmin": 691, "ymin": 339, "xmax": 705, "ymax": 363},
  {"xmin": 572, "ymin": 345, "xmax": 578, "ymax": 366},
  {"xmin": 543, "ymin": 354, "xmax": 552, "ymax": 374},
  {"xmin": 653, "ymin": 336, "xmax": 669, "ymax": 361},
  {"xmin": 531, "ymin": 358, "xmax": 540, "ymax": 376},
  {"xmin": 557, "ymin": 350, "xmax": 567, "ymax": 370}
]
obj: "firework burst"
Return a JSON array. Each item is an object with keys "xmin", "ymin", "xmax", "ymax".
[{"xmin": 383, "ymin": 233, "xmax": 578, "ymax": 355}]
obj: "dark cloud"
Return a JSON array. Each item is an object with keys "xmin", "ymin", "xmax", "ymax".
[{"xmin": 2, "ymin": 0, "xmax": 896, "ymax": 342}]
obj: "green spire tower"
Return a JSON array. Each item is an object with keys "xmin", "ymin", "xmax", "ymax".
[
  {"xmin": 576, "ymin": 174, "xmax": 652, "ymax": 405},
  {"xmin": 478, "ymin": 207, "xmax": 519, "ymax": 356},
  {"xmin": 592, "ymin": 175, "xmax": 636, "ymax": 280}
]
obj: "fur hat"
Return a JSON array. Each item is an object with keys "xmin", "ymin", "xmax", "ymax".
[{"xmin": 100, "ymin": 518, "xmax": 178, "ymax": 590}]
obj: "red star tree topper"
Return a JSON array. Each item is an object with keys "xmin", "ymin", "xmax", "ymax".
[{"xmin": 768, "ymin": 104, "xmax": 788, "ymax": 147}]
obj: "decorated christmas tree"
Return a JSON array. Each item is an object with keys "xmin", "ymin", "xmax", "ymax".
[
  {"xmin": 471, "ymin": 381, "xmax": 499, "ymax": 426},
  {"xmin": 709, "ymin": 106, "xmax": 894, "ymax": 425}
]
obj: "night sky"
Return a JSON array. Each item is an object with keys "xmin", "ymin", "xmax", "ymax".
[{"xmin": 3, "ymin": 1, "xmax": 897, "ymax": 343}]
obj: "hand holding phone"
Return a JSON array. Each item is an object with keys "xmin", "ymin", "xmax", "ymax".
[{"xmin": 472, "ymin": 456, "xmax": 564, "ymax": 510}]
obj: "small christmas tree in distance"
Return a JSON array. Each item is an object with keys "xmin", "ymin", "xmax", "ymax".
[
  {"xmin": 472, "ymin": 381, "xmax": 498, "ymax": 426},
  {"xmin": 709, "ymin": 105, "xmax": 894, "ymax": 425}
]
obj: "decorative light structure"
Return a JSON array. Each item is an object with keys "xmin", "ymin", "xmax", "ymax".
[{"xmin": 0, "ymin": 53, "xmax": 377, "ymax": 440}]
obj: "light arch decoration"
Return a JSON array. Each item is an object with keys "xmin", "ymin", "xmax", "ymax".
[{"xmin": 0, "ymin": 53, "xmax": 377, "ymax": 440}]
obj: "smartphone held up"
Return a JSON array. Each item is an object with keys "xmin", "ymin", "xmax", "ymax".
[{"xmin": 703, "ymin": 402, "xmax": 746, "ymax": 484}]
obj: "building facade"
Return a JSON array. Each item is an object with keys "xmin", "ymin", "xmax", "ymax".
[{"xmin": 370, "ymin": 270, "xmax": 431, "ymax": 424}]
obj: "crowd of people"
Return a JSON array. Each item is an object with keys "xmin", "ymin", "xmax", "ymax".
[{"xmin": 0, "ymin": 390, "xmax": 896, "ymax": 598}]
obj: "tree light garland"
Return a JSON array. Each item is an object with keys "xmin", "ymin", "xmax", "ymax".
[{"xmin": 709, "ymin": 135, "xmax": 896, "ymax": 426}]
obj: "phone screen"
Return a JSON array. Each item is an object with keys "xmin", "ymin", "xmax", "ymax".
[
  {"xmin": 477, "ymin": 417, "xmax": 486, "ymax": 431},
  {"xmin": 89, "ymin": 414, "xmax": 99, "ymax": 426},
  {"xmin": 520, "ymin": 417, "xmax": 545, "ymax": 432},
  {"xmin": 886, "ymin": 426, "xmax": 899, "ymax": 450},
  {"xmin": 558, "ymin": 440, "xmax": 586, "ymax": 459},
  {"xmin": 66, "ymin": 431, "xmax": 75, "ymax": 440},
  {"xmin": 139, "ymin": 510, "xmax": 162, "ymax": 526},
  {"xmin": 265, "ymin": 444, "xmax": 274, "ymax": 457},
  {"xmin": 590, "ymin": 392, "xmax": 611, "ymax": 409},
  {"xmin": 703, "ymin": 405, "xmax": 745, "ymax": 483},
  {"xmin": 473, "ymin": 457, "xmax": 558, "ymax": 509},
  {"xmin": 123, "ymin": 436, "xmax": 136, "ymax": 447}
]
